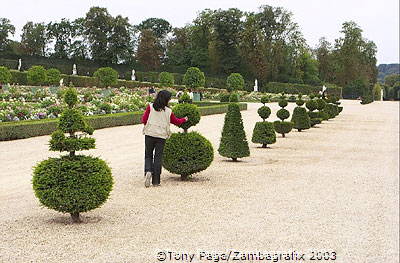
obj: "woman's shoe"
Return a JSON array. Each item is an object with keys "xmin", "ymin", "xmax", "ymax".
[{"xmin": 144, "ymin": 172, "xmax": 152, "ymax": 188}]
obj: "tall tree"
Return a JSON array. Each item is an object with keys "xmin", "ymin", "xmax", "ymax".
[
  {"xmin": 109, "ymin": 15, "xmax": 134, "ymax": 64},
  {"xmin": 20, "ymin": 22, "xmax": 47, "ymax": 56},
  {"xmin": 165, "ymin": 27, "xmax": 192, "ymax": 72},
  {"xmin": 47, "ymin": 19, "xmax": 74, "ymax": 59},
  {"xmin": 136, "ymin": 29, "xmax": 163, "ymax": 71},
  {"xmin": 137, "ymin": 18, "xmax": 172, "ymax": 39},
  {"xmin": 315, "ymin": 37, "xmax": 334, "ymax": 83},
  {"xmin": 0, "ymin": 18, "xmax": 15, "ymax": 52},
  {"xmin": 84, "ymin": 7, "xmax": 113, "ymax": 62}
]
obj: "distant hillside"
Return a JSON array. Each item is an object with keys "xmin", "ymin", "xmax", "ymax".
[{"xmin": 378, "ymin": 64, "xmax": 400, "ymax": 82}]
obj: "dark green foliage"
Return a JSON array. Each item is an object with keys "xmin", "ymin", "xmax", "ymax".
[
  {"xmin": 58, "ymin": 109, "xmax": 90, "ymax": 134},
  {"xmin": 296, "ymin": 99, "xmax": 305, "ymax": 106},
  {"xmin": 218, "ymin": 103, "xmax": 250, "ymax": 161},
  {"xmin": 49, "ymin": 130, "xmax": 95, "ymax": 152},
  {"xmin": 315, "ymin": 98, "xmax": 326, "ymax": 111},
  {"xmin": 226, "ymin": 73, "xmax": 244, "ymax": 92},
  {"xmin": 229, "ymin": 93, "xmax": 239, "ymax": 102},
  {"xmin": 278, "ymin": 100, "xmax": 288, "ymax": 108},
  {"xmin": 100, "ymin": 103, "xmax": 112, "ymax": 114},
  {"xmin": 172, "ymin": 103, "xmax": 200, "ymax": 131},
  {"xmin": 159, "ymin": 71, "xmax": 174, "ymax": 87},
  {"xmin": 308, "ymin": 111, "xmax": 322, "ymax": 127},
  {"xmin": 360, "ymin": 95, "xmax": 373, "ymax": 104},
  {"xmin": 257, "ymin": 106, "xmax": 271, "ymax": 121},
  {"xmin": 219, "ymin": 93, "xmax": 230, "ymax": 102},
  {"xmin": 288, "ymin": 95, "xmax": 297, "ymax": 102},
  {"xmin": 338, "ymin": 106, "xmax": 343, "ymax": 113},
  {"xmin": 260, "ymin": 95, "xmax": 269, "ymax": 105},
  {"xmin": 93, "ymin": 67, "xmax": 118, "ymax": 87},
  {"xmin": 277, "ymin": 108, "xmax": 290, "ymax": 120},
  {"xmin": 291, "ymin": 107, "xmax": 311, "ymax": 131},
  {"xmin": 27, "ymin": 65, "xmax": 47, "ymax": 85},
  {"xmin": 162, "ymin": 132, "xmax": 214, "ymax": 180},
  {"xmin": 273, "ymin": 121, "xmax": 293, "ymax": 137},
  {"xmin": 0, "ymin": 66, "xmax": 11, "ymax": 84},
  {"xmin": 183, "ymin": 67, "xmax": 205, "ymax": 88},
  {"xmin": 32, "ymin": 155, "xmax": 113, "ymax": 214},
  {"xmin": 261, "ymin": 82, "xmax": 342, "ymax": 97},
  {"xmin": 252, "ymin": 122, "xmax": 276, "ymax": 148},
  {"xmin": 46, "ymin": 68, "xmax": 61, "ymax": 86},
  {"xmin": 64, "ymin": 87, "xmax": 78, "ymax": 108},
  {"xmin": 178, "ymin": 92, "xmax": 192, "ymax": 104},
  {"xmin": 305, "ymin": 100, "xmax": 317, "ymax": 111},
  {"xmin": 323, "ymin": 104, "xmax": 338, "ymax": 119}
]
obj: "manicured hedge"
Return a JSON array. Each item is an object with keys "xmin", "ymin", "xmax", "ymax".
[
  {"xmin": 0, "ymin": 103, "xmax": 247, "ymax": 141},
  {"xmin": 262, "ymin": 82, "xmax": 342, "ymax": 97}
]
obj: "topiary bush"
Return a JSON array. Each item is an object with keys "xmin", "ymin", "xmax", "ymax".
[
  {"xmin": 261, "ymin": 95, "xmax": 270, "ymax": 105},
  {"xmin": 47, "ymin": 68, "xmax": 61, "ymax": 86},
  {"xmin": 323, "ymin": 103, "xmax": 338, "ymax": 119},
  {"xmin": 183, "ymin": 67, "xmax": 205, "ymax": 89},
  {"xmin": 291, "ymin": 104, "xmax": 311, "ymax": 132},
  {"xmin": 315, "ymin": 98, "xmax": 329, "ymax": 120},
  {"xmin": 226, "ymin": 73, "xmax": 244, "ymax": 92},
  {"xmin": 163, "ymin": 132, "xmax": 214, "ymax": 180},
  {"xmin": 306, "ymin": 99, "xmax": 322, "ymax": 127},
  {"xmin": 32, "ymin": 87, "xmax": 113, "ymax": 223},
  {"xmin": 172, "ymin": 103, "xmax": 200, "ymax": 132},
  {"xmin": 0, "ymin": 66, "xmax": 12, "ymax": 84},
  {"xmin": 273, "ymin": 98, "xmax": 293, "ymax": 137},
  {"xmin": 27, "ymin": 66, "xmax": 47, "ymax": 86},
  {"xmin": 178, "ymin": 92, "xmax": 192, "ymax": 104},
  {"xmin": 229, "ymin": 93, "xmax": 239, "ymax": 102},
  {"xmin": 159, "ymin": 71, "xmax": 174, "ymax": 87},
  {"xmin": 219, "ymin": 93, "xmax": 230, "ymax": 102},
  {"xmin": 94, "ymin": 67, "xmax": 118, "ymax": 87},
  {"xmin": 251, "ymin": 97, "xmax": 276, "ymax": 148},
  {"xmin": 219, "ymin": 103, "xmax": 250, "ymax": 161},
  {"xmin": 163, "ymin": 102, "xmax": 213, "ymax": 180}
]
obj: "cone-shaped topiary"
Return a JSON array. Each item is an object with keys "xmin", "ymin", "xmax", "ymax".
[
  {"xmin": 306, "ymin": 99, "xmax": 322, "ymax": 127},
  {"xmin": 252, "ymin": 100, "xmax": 276, "ymax": 148},
  {"xmin": 273, "ymin": 98, "xmax": 293, "ymax": 138},
  {"xmin": 32, "ymin": 87, "xmax": 113, "ymax": 223},
  {"xmin": 163, "ymin": 103, "xmax": 213, "ymax": 180},
  {"xmin": 219, "ymin": 103, "xmax": 250, "ymax": 161},
  {"xmin": 291, "ymin": 95, "xmax": 311, "ymax": 132}
]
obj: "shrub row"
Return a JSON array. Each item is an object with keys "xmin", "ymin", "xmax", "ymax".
[
  {"xmin": 0, "ymin": 103, "xmax": 247, "ymax": 141},
  {"xmin": 261, "ymin": 82, "xmax": 342, "ymax": 97}
]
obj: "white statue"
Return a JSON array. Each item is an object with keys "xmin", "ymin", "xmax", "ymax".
[
  {"xmin": 59, "ymin": 78, "xmax": 64, "ymax": 87},
  {"xmin": 253, "ymin": 79, "xmax": 258, "ymax": 92},
  {"xmin": 131, "ymin": 69, "xmax": 136, "ymax": 81},
  {"xmin": 322, "ymin": 85, "xmax": 327, "ymax": 93},
  {"xmin": 17, "ymin": 59, "xmax": 22, "ymax": 71},
  {"xmin": 72, "ymin": 64, "xmax": 77, "ymax": 75}
]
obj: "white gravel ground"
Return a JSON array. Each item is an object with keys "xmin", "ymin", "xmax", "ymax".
[{"xmin": 0, "ymin": 100, "xmax": 398, "ymax": 263}]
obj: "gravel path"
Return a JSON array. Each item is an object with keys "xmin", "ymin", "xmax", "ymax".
[{"xmin": 0, "ymin": 100, "xmax": 398, "ymax": 263}]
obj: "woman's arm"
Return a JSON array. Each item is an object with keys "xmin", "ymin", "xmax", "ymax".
[
  {"xmin": 141, "ymin": 105, "xmax": 151, "ymax": 124},
  {"xmin": 170, "ymin": 113, "xmax": 187, "ymax": 126}
]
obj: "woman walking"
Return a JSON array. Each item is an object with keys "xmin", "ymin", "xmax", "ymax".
[{"xmin": 141, "ymin": 90, "xmax": 187, "ymax": 187}]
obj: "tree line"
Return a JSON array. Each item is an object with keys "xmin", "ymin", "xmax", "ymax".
[{"xmin": 0, "ymin": 5, "xmax": 378, "ymax": 97}]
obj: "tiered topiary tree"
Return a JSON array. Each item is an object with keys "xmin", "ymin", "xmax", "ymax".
[
  {"xmin": 218, "ymin": 103, "xmax": 250, "ymax": 161},
  {"xmin": 163, "ymin": 103, "xmax": 213, "ymax": 180},
  {"xmin": 273, "ymin": 96, "xmax": 294, "ymax": 137},
  {"xmin": 291, "ymin": 94, "xmax": 311, "ymax": 132},
  {"xmin": 305, "ymin": 99, "xmax": 322, "ymax": 127},
  {"xmin": 32, "ymin": 88, "xmax": 113, "ymax": 223},
  {"xmin": 252, "ymin": 96, "xmax": 276, "ymax": 147},
  {"xmin": 315, "ymin": 97, "xmax": 329, "ymax": 121},
  {"xmin": 323, "ymin": 95, "xmax": 340, "ymax": 119}
]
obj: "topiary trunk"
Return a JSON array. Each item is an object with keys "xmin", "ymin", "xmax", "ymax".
[
  {"xmin": 262, "ymin": 144, "xmax": 267, "ymax": 148},
  {"xmin": 282, "ymin": 133, "xmax": 285, "ymax": 138},
  {"xmin": 232, "ymin": 158, "xmax": 238, "ymax": 162},
  {"xmin": 71, "ymin": 212, "xmax": 81, "ymax": 223}
]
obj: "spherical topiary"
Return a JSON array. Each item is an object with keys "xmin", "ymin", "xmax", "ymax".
[
  {"xmin": 226, "ymin": 73, "xmax": 244, "ymax": 92},
  {"xmin": 183, "ymin": 67, "xmax": 205, "ymax": 88},
  {"xmin": 291, "ymin": 107, "xmax": 311, "ymax": 132},
  {"xmin": 32, "ymin": 87, "xmax": 113, "ymax": 223},
  {"xmin": 260, "ymin": 95, "xmax": 269, "ymax": 105},
  {"xmin": 0, "ymin": 66, "xmax": 12, "ymax": 84},
  {"xmin": 159, "ymin": 71, "xmax": 174, "ymax": 87},
  {"xmin": 163, "ymin": 132, "xmax": 214, "ymax": 180},
  {"xmin": 257, "ymin": 106, "xmax": 271, "ymax": 121},
  {"xmin": 305, "ymin": 100, "xmax": 317, "ymax": 112},
  {"xmin": 172, "ymin": 103, "xmax": 200, "ymax": 132},
  {"xmin": 252, "ymin": 122, "xmax": 276, "ymax": 148},
  {"xmin": 296, "ymin": 99, "xmax": 305, "ymax": 106},
  {"xmin": 229, "ymin": 93, "xmax": 239, "ymax": 102},
  {"xmin": 178, "ymin": 92, "xmax": 192, "ymax": 104},
  {"xmin": 27, "ymin": 65, "xmax": 47, "ymax": 86},
  {"xmin": 219, "ymin": 103, "xmax": 250, "ymax": 161},
  {"xmin": 94, "ymin": 67, "xmax": 118, "ymax": 87},
  {"xmin": 315, "ymin": 98, "xmax": 326, "ymax": 111},
  {"xmin": 273, "ymin": 121, "xmax": 293, "ymax": 138},
  {"xmin": 47, "ymin": 68, "xmax": 61, "ymax": 86},
  {"xmin": 278, "ymin": 99, "xmax": 288, "ymax": 108},
  {"xmin": 277, "ymin": 108, "xmax": 290, "ymax": 120},
  {"xmin": 33, "ymin": 155, "xmax": 113, "ymax": 214}
]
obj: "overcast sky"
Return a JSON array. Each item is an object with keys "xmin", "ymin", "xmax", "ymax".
[{"xmin": 1, "ymin": 0, "xmax": 398, "ymax": 64}]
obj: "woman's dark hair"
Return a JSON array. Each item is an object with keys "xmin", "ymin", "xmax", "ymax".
[{"xmin": 153, "ymin": 90, "xmax": 172, "ymax": 111}]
